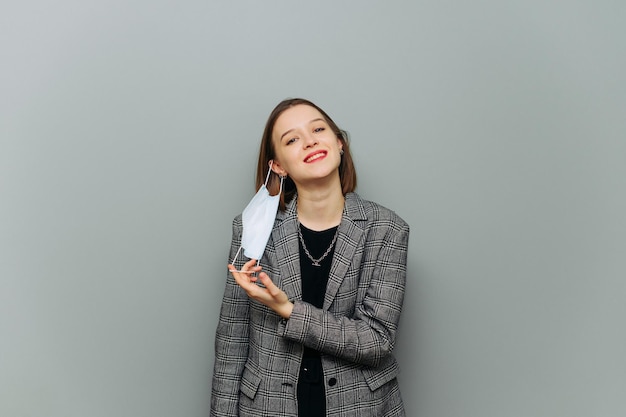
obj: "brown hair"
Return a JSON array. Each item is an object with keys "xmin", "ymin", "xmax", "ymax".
[{"xmin": 256, "ymin": 98, "xmax": 357, "ymax": 210}]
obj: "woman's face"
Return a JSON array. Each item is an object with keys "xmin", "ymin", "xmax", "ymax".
[{"xmin": 270, "ymin": 105, "xmax": 343, "ymax": 186}]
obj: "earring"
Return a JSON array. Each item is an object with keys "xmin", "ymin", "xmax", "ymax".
[{"xmin": 340, "ymin": 149, "xmax": 344, "ymax": 156}]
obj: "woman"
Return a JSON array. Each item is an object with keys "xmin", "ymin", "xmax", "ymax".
[{"xmin": 211, "ymin": 98, "xmax": 409, "ymax": 416}]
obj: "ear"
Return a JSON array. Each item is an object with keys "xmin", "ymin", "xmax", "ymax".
[
  {"xmin": 269, "ymin": 159, "xmax": 288, "ymax": 177},
  {"xmin": 336, "ymin": 138, "xmax": 343, "ymax": 152}
]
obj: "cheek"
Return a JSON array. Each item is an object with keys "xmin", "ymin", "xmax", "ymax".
[{"xmin": 274, "ymin": 150, "xmax": 297, "ymax": 173}]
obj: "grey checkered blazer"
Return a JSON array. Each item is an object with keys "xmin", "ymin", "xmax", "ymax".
[{"xmin": 211, "ymin": 192, "xmax": 409, "ymax": 416}]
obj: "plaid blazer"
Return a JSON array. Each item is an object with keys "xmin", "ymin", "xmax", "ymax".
[{"xmin": 211, "ymin": 192, "xmax": 409, "ymax": 416}]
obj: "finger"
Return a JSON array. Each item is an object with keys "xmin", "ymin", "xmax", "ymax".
[
  {"xmin": 243, "ymin": 258, "xmax": 259, "ymax": 269},
  {"xmin": 227, "ymin": 264, "xmax": 265, "ymax": 297},
  {"xmin": 227, "ymin": 263, "xmax": 262, "ymax": 274},
  {"xmin": 227, "ymin": 264, "xmax": 253, "ymax": 286},
  {"xmin": 258, "ymin": 273, "xmax": 282, "ymax": 297}
]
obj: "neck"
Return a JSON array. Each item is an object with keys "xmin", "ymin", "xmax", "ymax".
[{"xmin": 296, "ymin": 183, "xmax": 344, "ymax": 231}]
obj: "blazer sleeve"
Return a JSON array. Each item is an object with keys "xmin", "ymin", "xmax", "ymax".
[
  {"xmin": 210, "ymin": 216, "xmax": 249, "ymax": 416},
  {"xmin": 279, "ymin": 212, "xmax": 409, "ymax": 368}
]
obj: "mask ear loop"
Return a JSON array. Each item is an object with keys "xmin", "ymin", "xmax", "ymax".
[
  {"xmin": 230, "ymin": 245, "xmax": 244, "ymax": 268},
  {"xmin": 268, "ymin": 161, "xmax": 285, "ymax": 195},
  {"xmin": 264, "ymin": 161, "xmax": 273, "ymax": 187},
  {"xmin": 277, "ymin": 173, "xmax": 284, "ymax": 194}
]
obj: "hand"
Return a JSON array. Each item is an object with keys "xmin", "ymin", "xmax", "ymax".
[{"xmin": 228, "ymin": 259, "xmax": 294, "ymax": 319}]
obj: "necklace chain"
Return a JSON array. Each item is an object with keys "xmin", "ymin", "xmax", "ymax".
[{"xmin": 297, "ymin": 221, "xmax": 339, "ymax": 267}]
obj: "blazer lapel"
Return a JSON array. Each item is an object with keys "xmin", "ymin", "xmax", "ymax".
[
  {"xmin": 272, "ymin": 198, "xmax": 302, "ymax": 302},
  {"xmin": 323, "ymin": 193, "xmax": 367, "ymax": 310}
]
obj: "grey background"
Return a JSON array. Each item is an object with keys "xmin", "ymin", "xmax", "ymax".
[{"xmin": 1, "ymin": 1, "xmax": 625, "ymax": 416}]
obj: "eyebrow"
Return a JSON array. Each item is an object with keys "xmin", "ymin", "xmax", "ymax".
[{"xmin": 280, "ymin": 118, "xmax": 326, "ymax": 141}]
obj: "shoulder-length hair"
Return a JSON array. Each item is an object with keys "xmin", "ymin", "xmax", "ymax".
[{"xmin": 256, "ymin": 98, "xmax": 357, "ymax": 211}]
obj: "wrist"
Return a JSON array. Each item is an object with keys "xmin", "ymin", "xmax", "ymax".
[{"xmin": 279, "ymin": 301, "xmax": 294, "ymax": 319}]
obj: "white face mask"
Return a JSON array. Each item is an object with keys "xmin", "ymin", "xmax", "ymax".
[{"xmin": 232, "ymin": 163, "xmax": 284, "ymax": 264}]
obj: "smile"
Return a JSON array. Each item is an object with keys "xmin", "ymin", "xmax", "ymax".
[{"xmin": 304, "ymin": 151, "xmax": 327, "ymax": 163}]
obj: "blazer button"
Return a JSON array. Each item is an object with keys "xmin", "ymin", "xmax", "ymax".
[{"xmin": 328, "ymin": 377, "xmax": 337, "ymax": 386}]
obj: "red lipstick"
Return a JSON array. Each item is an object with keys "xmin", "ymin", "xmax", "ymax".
[{"xmin": 303, "ymin": 150, "xmax": 327, "ymax": 163}]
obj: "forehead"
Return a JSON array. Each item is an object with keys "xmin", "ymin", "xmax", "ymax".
[{"xmin": 273, "ymin": 105, "xmax": 325, "ymax": 136}]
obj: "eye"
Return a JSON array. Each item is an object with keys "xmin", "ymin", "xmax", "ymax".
[
  {"xmin": 286, "ymin": 137, "xmax": 298, "ymax": 145},
  {"xmin": 313, "ymin": 127, "xmax": 325, "ymax": 133}
]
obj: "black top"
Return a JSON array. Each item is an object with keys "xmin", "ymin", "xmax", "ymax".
[{"xmin": 298, "ymin": 223, "xmax": 338, "ymax": 358}]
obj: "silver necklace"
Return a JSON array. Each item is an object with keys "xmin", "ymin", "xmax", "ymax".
[{"xmin": 297, "ymin": 221, "xmax": 339, "ymax": 267}]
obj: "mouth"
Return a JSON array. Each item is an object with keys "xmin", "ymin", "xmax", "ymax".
[{"xmin": 303, "ymin": 151, "xmax": 327, "ymax": 163}]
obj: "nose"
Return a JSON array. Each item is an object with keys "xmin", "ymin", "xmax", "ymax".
[{"xmin": 302, "ymin": 132, "xmax": 318, "ymax": 148}]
